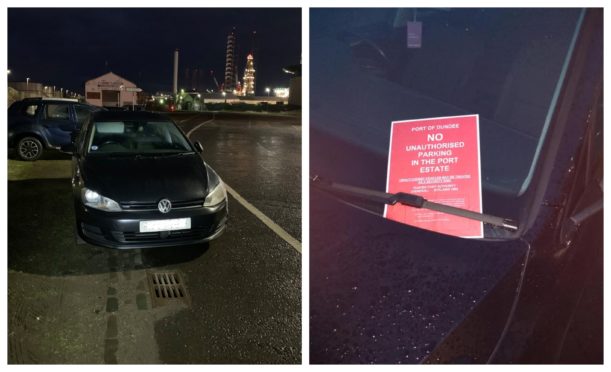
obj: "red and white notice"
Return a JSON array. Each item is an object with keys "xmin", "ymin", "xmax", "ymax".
[{"xmin": 384, "ymin": 114, "xmax": 483, "ymax": 238}]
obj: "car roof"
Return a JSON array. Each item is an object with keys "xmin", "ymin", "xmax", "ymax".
[
  {"xmin": 92, "ymin": 110, "xmax": 173, "ymax": 122},
  {"xmin": 21, "ymin": 97, "xmax": 79, "ymax": 103}
]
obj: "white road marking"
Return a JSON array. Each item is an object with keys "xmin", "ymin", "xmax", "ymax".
[
  {"xmin": 186, "ymin": 119, "xmax": 215, "ymax": 137},
  {"xmin": 224, "ymin": 183, "xmax": 302, "ymax": 253},
  {"xmin": 187, "ymin": 118, "xmax": 302, "ymax": 254}
]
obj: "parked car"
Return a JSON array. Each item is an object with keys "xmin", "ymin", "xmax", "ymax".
[
  {"xmin": 7, "ymin": 97, "xmax": 103, "ymax": 161},
  {"xmin": 61, "ymin": 110, "xmax": 228, "ymax": 249},
  {"xmin": 310, "ymin": 8, "xmax": 602, "ymax": 364}
]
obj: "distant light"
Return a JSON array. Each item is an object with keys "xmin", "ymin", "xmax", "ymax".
[
  {"xmin": 273, "ymin": 87, "xmax": 289, "ymax": 98},
  {"xmin": 197, "ymin": 94, "xmax": 201, "ymax": 98},
  {"xmin": 160, "ymin": 98, "xmax": 165, "ymax": 104},
  {"xmin": 7, "ymin": 69, "xmax": 11, "ymax": 74},
  {"xmin": 265, "ymin": 87, "xmax": 270, "ymax": 93}
]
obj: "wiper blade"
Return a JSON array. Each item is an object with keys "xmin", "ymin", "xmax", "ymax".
[
  {"xmin": 134, "ymin": 152, "xmax": 194, "ymax": 158},
  {"xmin": 311, "ymin": 175, "xmax": 519, "ymax": 232},
  {"xmin": 156, "ymin": 151, "xmax": 195, "ymax": 156}
]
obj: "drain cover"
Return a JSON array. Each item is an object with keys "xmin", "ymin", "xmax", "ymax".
[{"xmin": 147, "ymin": 271, "xmax": 191, "ymax": 307}]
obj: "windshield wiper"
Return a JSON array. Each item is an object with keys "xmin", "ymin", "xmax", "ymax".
[
  {"xmin": 311, "ymin": 175, "xmax": 519, "ymax": 232},
  {"xmin": 155, "ymin": 151, "xmax": 195, "ymax": 156},
  {"xmin": 133, "ymin": 151, "xmax": 194, "ymax": 158}
]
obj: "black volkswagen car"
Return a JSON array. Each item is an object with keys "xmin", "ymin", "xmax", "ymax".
[{"xmin": 62, "ymin": 111, "xmax": 228, "ymax": 249}]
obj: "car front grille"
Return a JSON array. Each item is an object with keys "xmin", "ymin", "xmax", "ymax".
[
  {"xmin": 111, "ymin": 227, "xmax": 211, "ymax": 243},
  {"xmin": 119, "ymin": 198, "xmax": 204, "ymax": 211}
]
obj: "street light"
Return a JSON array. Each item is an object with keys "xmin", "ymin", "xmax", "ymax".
[
  {"xmin": 7, "ymin": 69, "xmax": 11, "ymax": 75},
  {"xmin": 26, "ymin": 77, "xmax": 30, "ymax": 90},
  {"xmin": 118, "ymin": 84, "xmax": 124, "ymax": 108},
  {"xmin": 265, "ymin": 87, "xmax": 271, "ymax": 96}
]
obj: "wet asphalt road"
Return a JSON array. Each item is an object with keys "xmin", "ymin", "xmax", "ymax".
[
  {"xmin": 180, "ymin": 112, "xmax": 301, "ymax": 241},
  {"xmin": 7, "ymin": 112, "xmax": 302, "ymax": 364}
]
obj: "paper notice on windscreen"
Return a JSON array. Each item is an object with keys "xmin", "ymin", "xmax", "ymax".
[
  {"xmin": 407, "ymin": 21, "xmax": 422, "ymax": 48},
  {"xmin": 384, "ymin": 114, "xmax": 483, "ymax": 238}
]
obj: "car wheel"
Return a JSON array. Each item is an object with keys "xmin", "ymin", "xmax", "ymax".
[{"xmin": 17, "ymin": 136, "xmax": 44, "ymax": 161}]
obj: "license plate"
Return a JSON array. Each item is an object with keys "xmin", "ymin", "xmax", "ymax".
[{"xmin": 139, "ymin": 218, "xmax": 191, "ymax": 233}]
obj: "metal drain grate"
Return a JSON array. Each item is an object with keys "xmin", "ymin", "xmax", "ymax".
[{"xmin": 147, "ymin": 271, "xmax": 191, "ymax": 307}]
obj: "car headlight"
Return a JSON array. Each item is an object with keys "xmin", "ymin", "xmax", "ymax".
[
  {"xmin": 204, "ymin": 166, "xmax": 227, "ymax": 207},
  {"xmin": 81, "ymin": 188, "xmax": 122, "ymax": 212},
  {"xmin": 204, "ymin": 181, "xmax": 227, "ymax": 207}
]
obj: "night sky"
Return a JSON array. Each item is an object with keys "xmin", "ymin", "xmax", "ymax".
[{"xmin": 8, "ymin": 8, "xmax": 301, "ymax": 95}]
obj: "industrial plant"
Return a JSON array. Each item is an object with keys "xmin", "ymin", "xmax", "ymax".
[
  {"xmin": 8, "ymin": 27, "xmax": 299, "ymax": 111},
  {"xmin": 154, "ymin": 27, "xmax": 297, "ymax": 111}
]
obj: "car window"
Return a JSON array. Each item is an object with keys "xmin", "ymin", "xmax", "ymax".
[
  {"xmin": 311, "ymin": 8, "xmax": 584, "ymax": 197},
  {"xmin": 44, "ymin": 103, "xmax": 71, "ymax": 121},
  {"xmin": 87, "ymin": 120, "xmax": 193, "ymax": 154},
  {"xmin": 23, "ymin": 104, "xmax": 40, "ymax": 117}
]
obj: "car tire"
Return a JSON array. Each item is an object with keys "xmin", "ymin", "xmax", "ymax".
[{"xmin": 17, "ymin": 136, "xmax": 44, "ymax": 161}]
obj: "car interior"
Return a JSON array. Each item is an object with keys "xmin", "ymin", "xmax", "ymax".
[{"xmin": 88, "ymin": 121, "xmax": 191, "ymax": 153}]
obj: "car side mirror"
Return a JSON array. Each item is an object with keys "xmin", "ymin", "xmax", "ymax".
[
  {"xmin": 60, "ymin": 143, "xmax": 76, "ymax": 155},
  {"xmin": 194, "ymin": 141, "xmax": 204, "ymax": 153}
]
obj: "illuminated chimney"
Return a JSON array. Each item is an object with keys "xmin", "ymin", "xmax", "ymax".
[{"xmin": 243, "ymin": 54, "xmax": 256, "ymax": 96}]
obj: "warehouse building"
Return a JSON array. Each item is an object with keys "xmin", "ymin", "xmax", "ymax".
[{"xmin": 85, "ymin": 72, "xmax": 141, "ymax": 108}]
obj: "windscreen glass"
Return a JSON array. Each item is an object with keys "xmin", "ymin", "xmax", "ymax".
[
  {"xmin": 87, "ymin": 120, "xmax": 192, "ymax": 154},
  {"xmin": 311, "ymin": 8, "xmax": 583, "ymax": 195}
]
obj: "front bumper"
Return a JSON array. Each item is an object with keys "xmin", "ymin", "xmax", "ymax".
[
  {"xmin": 8, "ymin": 130, "xmax": 15, "ymax": 147},
  {"xmin": 75, "ymin": 200, "xmax": 228, "ymax": 249}
]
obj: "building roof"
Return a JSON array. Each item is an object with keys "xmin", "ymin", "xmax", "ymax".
[{"xmin": 85, "ymin": 71, "xmax": 137, "ymax": 87}]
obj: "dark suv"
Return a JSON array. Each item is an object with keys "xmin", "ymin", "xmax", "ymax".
[{"xmin": 8, "ymin": 98, "xmax": 103, "ymax": 161}]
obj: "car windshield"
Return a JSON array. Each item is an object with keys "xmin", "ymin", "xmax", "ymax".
[
  {"xmin": 87, "ymin": 120, "xmax": 193, "ymax": 155},
  {"xmin": 311, "ymin": 8, "xmax": 584, "ymax": 196}
]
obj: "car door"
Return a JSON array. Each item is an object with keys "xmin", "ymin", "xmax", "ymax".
[{"xmin": 40, "ymin": 102, "xmax": 76, "ymax": 147}]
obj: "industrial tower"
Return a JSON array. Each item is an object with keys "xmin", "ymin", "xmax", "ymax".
[
  {"xmin": 243, "ymin": 54, "xmax": 256, "ymax": 96},
  {"xmin": 223, "ymin": 29, "xmax": 236, "ymax": 92}
]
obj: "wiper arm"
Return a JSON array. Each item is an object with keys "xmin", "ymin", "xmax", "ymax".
[
  {"xmin": 134, "ymin": 151, "xmax": 194, "ymax": 158},
  {"xmin": 311, "ymin": 175, "xmax": 519, "ymax": 232}
]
